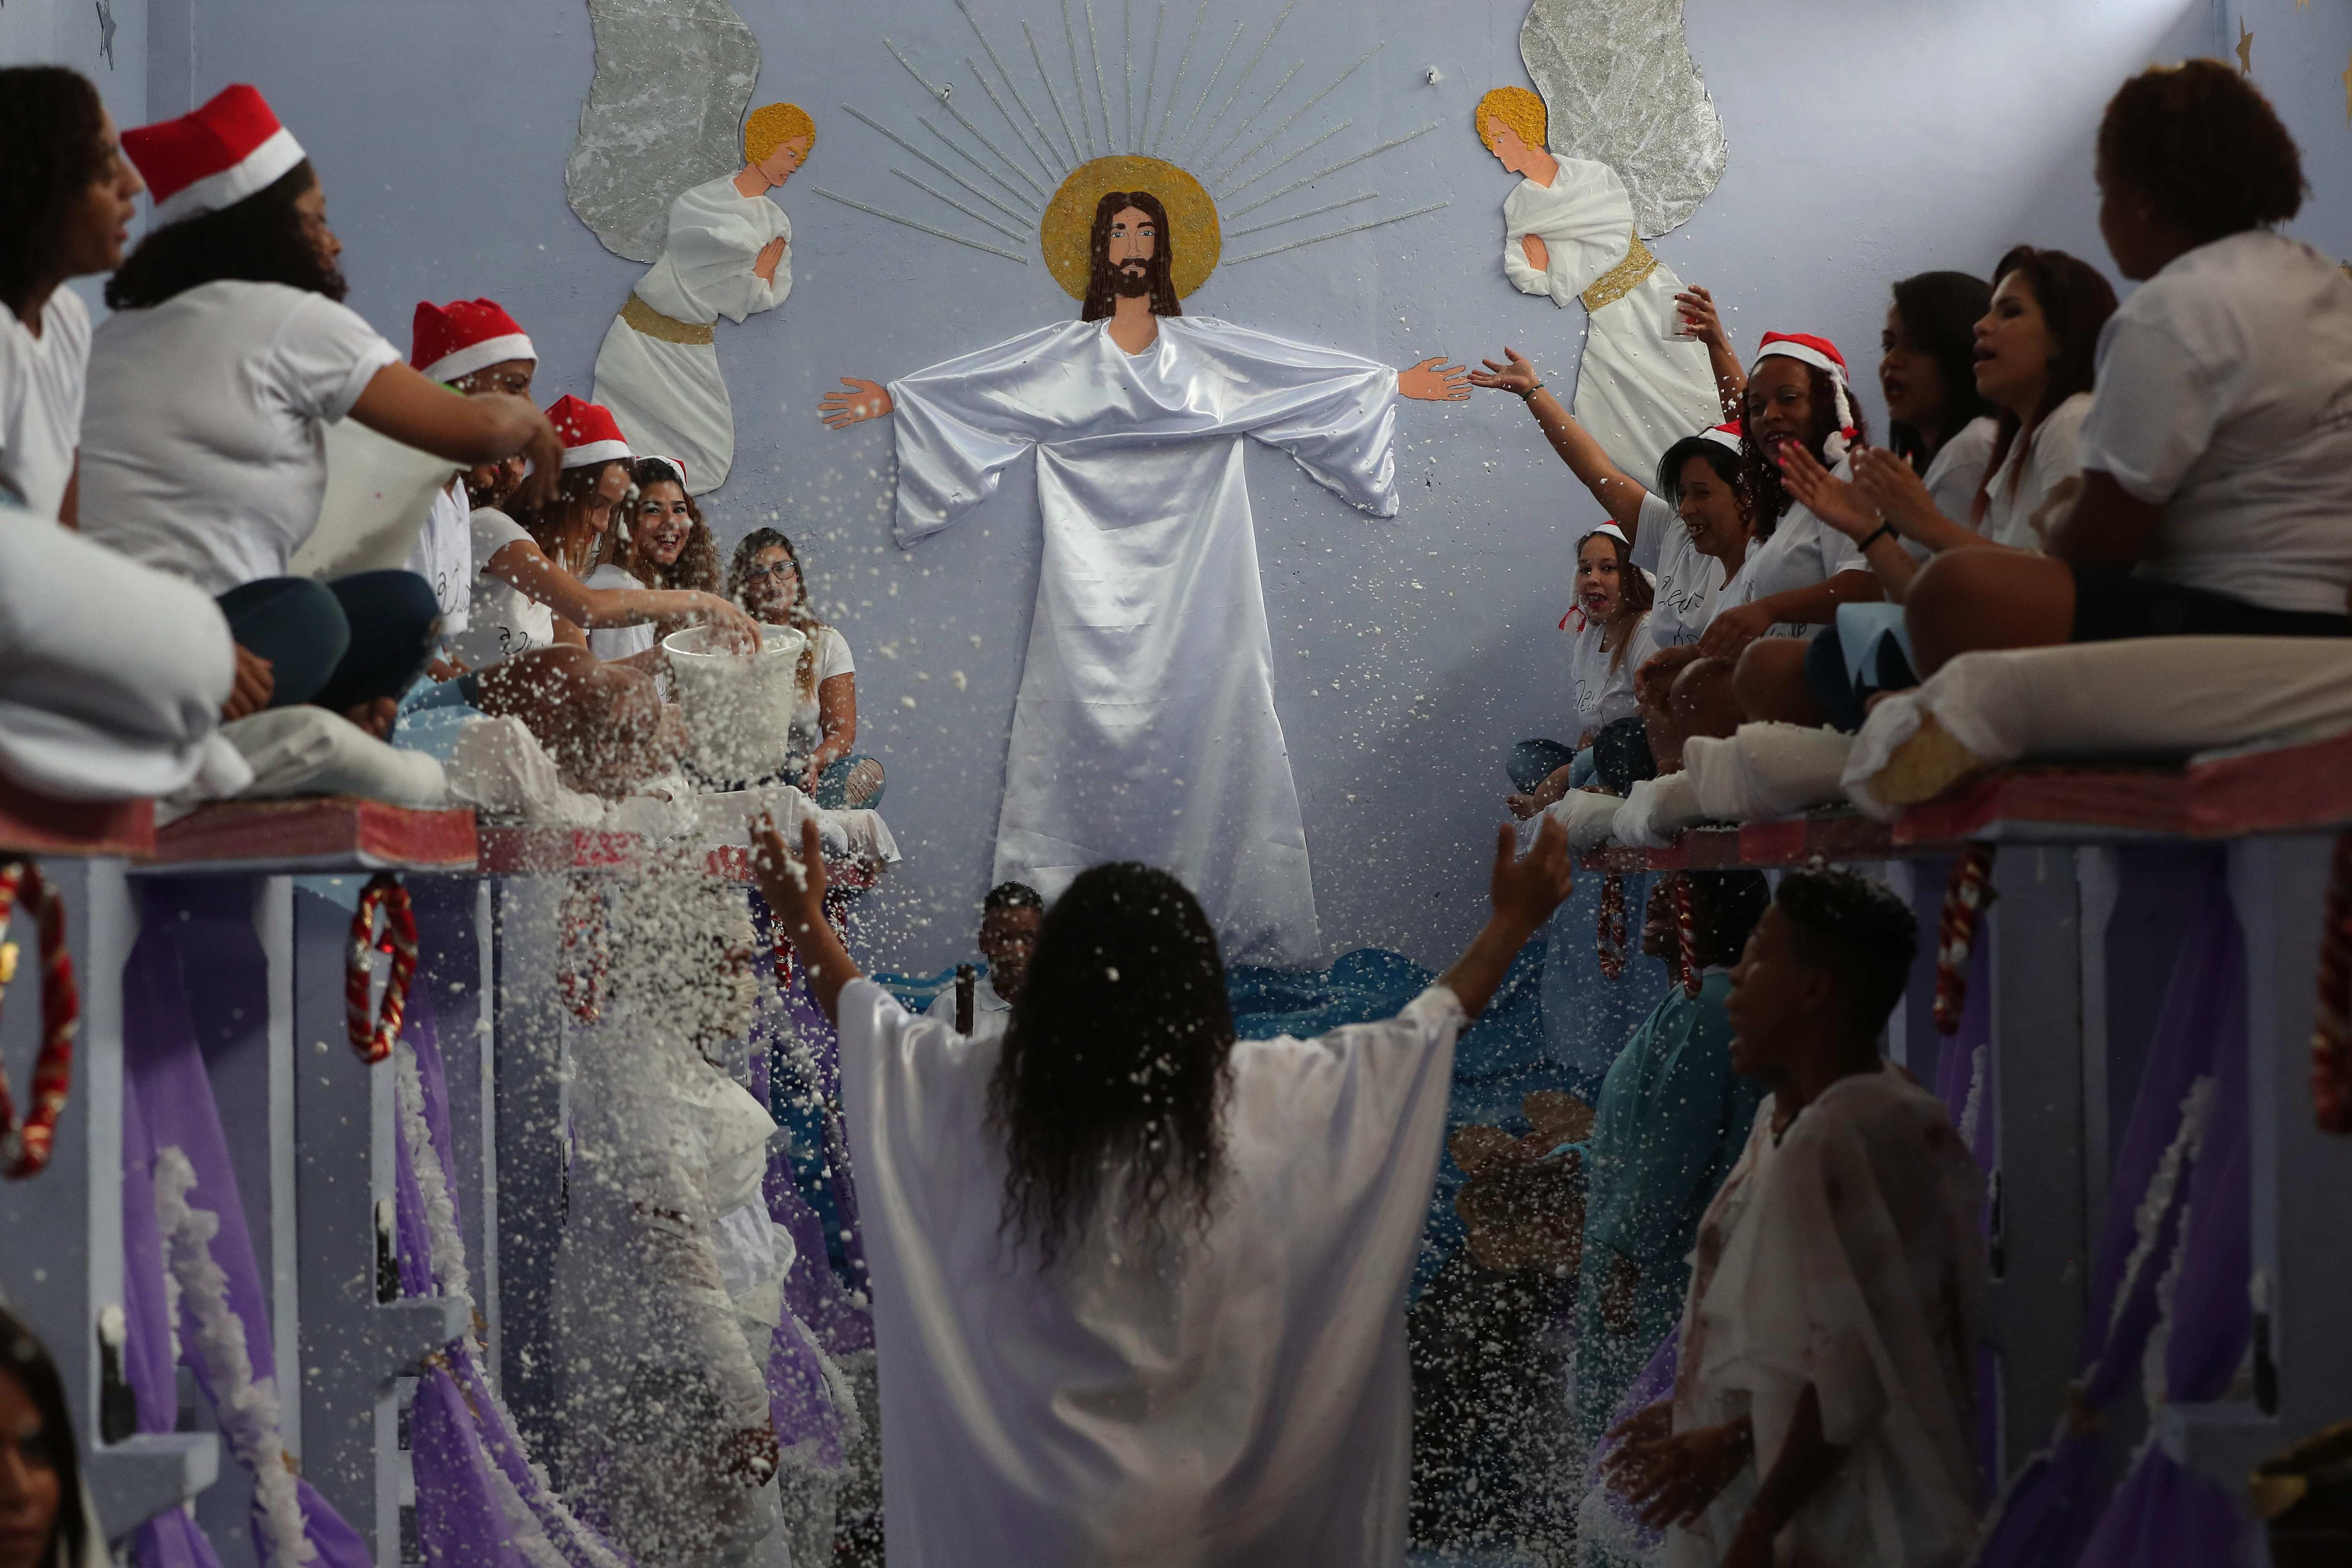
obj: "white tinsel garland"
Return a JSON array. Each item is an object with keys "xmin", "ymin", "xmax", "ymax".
[
  {"xmin": 1956, "ymin": 1043, "xmax": 1987, "ymax": 1152},
  {"xmin": 393, "ymin": 1044, "xmax": 628, "ymax": 1568},
  {"xmin": 2109, "ymin": 1075, "xmax": 2215, "ymax": 1350},
  {"xmin": 154, "ymin": 1146, "xmax": 315, "ymax": 1568},
  {"xmin": 393, "ymin": 1041, "xmax": 475, "ymax": 1318}
]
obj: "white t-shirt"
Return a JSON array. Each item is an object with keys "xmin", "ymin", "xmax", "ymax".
[
  {"xmin": 2077, "ymin": 230, "xmax": 2352, "ymax": 614},
  {"xmin": 452, "ymin": 509, "xmax": 556, "ymax": 670},
  {"xmin": 1641, "ymin": 488, "xmax": 1725, "ymax": 648},
  {"xmin": 0, "ymin": 289, "xmax": 89, "ymax": 520},
  {"xmin": 1714, "ymin": 462, "xmax": 1871, "ymax": 637},
  {"xmin": 924, "ymin": 971, "xmax": 1012, "ymax": 1039},
  {"xmin": 407, "ymin": 478, "xmax": 474, "ymax": 638},
  {"xmin": 1914, "ymin": 416, "xmax": 1999, "ymax": 555},
  {"xmin": 788, "ymin": 624, "xmax": 856, "ymax": 756},
  {"xmin": 1566, "ymin": 608, "xmax": 1656, "ymax": 737},
  {"xmin": 584, "ymin": 563, "xmax": 658, "ymax": 661},
  {"xmin": 79, "ymin": 281, "xmax": 401, "ymax": 593},
  {"xmin": 1976, "ymin": 394, "xmax": 2089, "ymax": 552}
]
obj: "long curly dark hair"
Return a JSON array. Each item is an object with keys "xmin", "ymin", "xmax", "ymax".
[
  {"xmin": 106, "ymin": 160, "xmax": 344, "ymax": 310},
  {"xmin": 1738, "ymin": 362, "xmax": 1868, "ymax": 539},
  {"xmin": 621, "ymin": 457, "xmax": 722, "ymax": 593},
  {"xmin": 1080, "ymin": 190, "xmax": 1182, "ymax": 322},
  {"xmin": 0, "ymin": 66, "xmax": 107, "ymax": 318},
  {"xmin": 988, "ymin": 862, "xmax": 1234, "ymax": 1268}
]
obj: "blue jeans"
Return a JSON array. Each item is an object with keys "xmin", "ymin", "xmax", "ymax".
[
  {"xmin": 1509, "ymin": 738, "xmax": 1594, "ymax": 795},
  {"xmin": 216, "ymin": 571, "xmax": 440, "ymax": 715}
]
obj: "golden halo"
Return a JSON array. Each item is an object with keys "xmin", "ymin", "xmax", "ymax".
[{"xmin": 1039, "ymin": 155, "xmax": 1221, "ymax": 302}]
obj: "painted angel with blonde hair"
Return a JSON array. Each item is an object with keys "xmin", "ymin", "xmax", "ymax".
[{"xmin": 591, "ymin": 101, "xmax": 815, "ymax": 494}]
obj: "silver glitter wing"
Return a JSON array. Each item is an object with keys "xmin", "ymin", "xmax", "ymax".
[
  {"xmin": 565, "ymin": 0, "xmax": 764, "ymax": 264},
  {"xmin": 1519, "ymin": 0, "xmax": 1726, "ymax": 239}
]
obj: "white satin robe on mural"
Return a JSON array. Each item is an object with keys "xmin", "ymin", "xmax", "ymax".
[
  {"xmin": 835, "ymin": 977, "xmax": 1466, "ymax": 1566},
  {"xmin": 1502, "ymin": 157, "xmax": 1721, "ymax": 482},
  {"xmin": 593, "ymin": 174, "xmax": 791, "ymax": 493},
  {"xmin": 889, "ymin": 314, "xmax": 1399, "ymax": 967}
]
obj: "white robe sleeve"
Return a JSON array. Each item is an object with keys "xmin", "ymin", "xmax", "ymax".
[
  {"xmin": 1502, "ymin": 159, "xmax": 1639, "ymax": 310},
  {"xmin": 663, "ymin": 185, "xmax": 793, "ymax": 325},
  {"xmin": 885, "ymin": 322, "xmax": 1091, "ymax": 546},
  {"xmin": 1180, "ymin": 317, "xmax": 1401, "ymax": 517}
]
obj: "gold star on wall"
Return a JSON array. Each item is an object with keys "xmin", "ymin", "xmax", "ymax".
[{"xmin": 2237, "ymin": 20, "xmax": 2254, "ymax": 74}]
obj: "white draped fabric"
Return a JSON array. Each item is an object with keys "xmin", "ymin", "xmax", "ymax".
[
  {"xmin": 556, "ymin": 1011, "xmax": 799, "ymax": 1568},
  {"xmin": 0, "ymin": 507, "xmax": 245, "ymax": 801},
  {"xmin": 1502, "ymin": 158, "xmax": 1722, "ymax": 481},
  {"xmin": 594, "ymin": 174, "xmax": 791, "ymax": 493},
  {"xmin": 1669, "ymin": 1068, "xmax": 1984, "ymax": 1568},
  {"xmin": 889, "ymin": 315, "xmax": 1400, "ymax": 967},
  {"xmin": 835, "ymin": 977, "xmax": 1465, "ymax": 1566}
]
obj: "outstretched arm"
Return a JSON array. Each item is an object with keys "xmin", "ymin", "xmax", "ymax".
[
  {"xmin": 1439, "ymin": 818, "xmax": 1575, "ymax": 1017},
  {"xmin": 1469, "ymin": 348, "xmax": 1650, "ymax": 533},
  {"xmin": 752, "ymin": 814, "xmax": 861, "ymax": 1025},
  {"xmin": 349, "ymin": 362, "xmax": 563, "ymax": 511},
  {"xmin": 1674, "ymin": 286, "xmax": 1747, "ymax": 424}
]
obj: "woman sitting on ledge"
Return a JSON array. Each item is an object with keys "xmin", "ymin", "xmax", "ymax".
[{"xmin": 1901, "ymin": 60, "xmax": 2352, "ymax": 673}]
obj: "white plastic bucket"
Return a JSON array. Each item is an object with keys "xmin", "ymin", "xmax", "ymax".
[{"xmin": 662, "ymin": 622, "xmax": 808, "ymax": 783}]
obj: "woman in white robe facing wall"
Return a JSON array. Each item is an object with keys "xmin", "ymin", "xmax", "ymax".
[
  {"xmin": 1476, "ymin": 87, "xmax": 1729, "ymax": 484},
  {"xmin": 752, "ymin": 810, "xmax": 1578, "ymax": 1567},
  {"xmin": 592, "ymin": 104, "xmax": 811, "ymax": 494}
]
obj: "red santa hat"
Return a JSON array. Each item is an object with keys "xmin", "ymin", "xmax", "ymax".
[
  {"xmin": 547, "ymin": 396, "xmax": 631, "ymax": 469},
  {"xmin": 1700, "ymin": 422, "xmax": 1743, "ymax": 453},
  {"xmin": 123, "ymin": 85, "xmax": 306, "ymax": 226},
  {"xmin": 411, "ymin": 300, "xmax": 537, "ymax": 384},
  {"xmin": 637, "ymin": 454, "xmax": 690, "ymax": 491},
  {"xmin": 1752, "ymin": 332, "xmax": 1859, "ymax": 461}
]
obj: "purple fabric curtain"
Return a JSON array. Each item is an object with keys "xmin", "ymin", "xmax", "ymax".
[
  {"xmin": 1929, "ymin": 935, "xmax": 1998, "ymax": 1498},
  {"xmin": 121, "ymin": 887, "xmax": 372, "ymax": 1568},
  {"xmin": 1975, "ymin": 856, "xmax": 2247, "ymax": 1568},
  {"xmin": 393, "ymin": 977, "xmax": 638, "ymax": 1568},
  {"xmin": 1576, "ymin": 1334, "xmax": 1677, "ymax": 1563},
  {"xmin": 121, "ymin": 1074, "xmax": 226, "ymax": 1568},
  {"xmin": 748, "ymin": 900, "xmax": 874, "ymax": 1360},
  {"xmin": 2076, "ymin": 876, "xmax": 2254, "ymax": 1568}
]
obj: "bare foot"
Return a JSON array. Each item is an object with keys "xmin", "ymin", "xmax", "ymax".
[{"xmin": 342, "ymin": 698, "xmax": 397, "ymax": 741}]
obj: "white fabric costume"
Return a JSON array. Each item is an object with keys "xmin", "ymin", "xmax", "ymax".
[
  {"xmin": 594, "ymin": 174, "xmax": 791, "ymax": 494},
  {"xmin": 1502, "ymin": 158, "xmax": 1722, "ymax": 482},
  {"xmin": 835, "ymin": 976, "xmax": 1466, "ymax": 1566},
  {"xmin": 0, "ymin": 504, "xmax": 246, "ymax": 801},
  {"xmin": 554, "ymin": 880, "xmax": 809, "ymax": 1568},
  {"xmin": 887, "ymin": 314, "xmax": 1401, "ymax": 968},
  {"xmin": 1669, "ymin": 1068, "xmax": 1984, "ymax": 1568}
]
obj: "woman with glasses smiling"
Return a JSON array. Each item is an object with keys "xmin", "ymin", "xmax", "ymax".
[{"xmin": 727, "ymin": 528, "xmax": 883, "ymax": 808}]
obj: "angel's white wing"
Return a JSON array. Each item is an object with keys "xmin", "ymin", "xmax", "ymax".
[
  {"xmin": 564, "ymin": 0, "xmax": 763, "ymax": 264},
  {"xmin": 1520, "ymin": 0, "xmax": 1727, "ymax": 240}
]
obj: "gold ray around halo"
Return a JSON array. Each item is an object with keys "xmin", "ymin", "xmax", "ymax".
[{"xmin": 1039, "ymin": 155, "xmax": 1222, "ymax": 301}]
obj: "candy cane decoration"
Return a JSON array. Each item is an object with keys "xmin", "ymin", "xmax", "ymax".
[
  {"xmin": 1933, "ymin": 846, "xmax": 1997, "ymax": 1036},
  {"xmin": 557, "ymin": 876, "xmax": 609, "ymax": 1023},
  {"xmin": 0, "ymin": 860, "xmax": 79, "ymax": 1179},
  {"xmin": 2311, "ymin": 830, "xmax": 2352, "ymax": 1135},
  {"xmin": 1596, "ymin": 872, "xmax": 1629, "ymax": 980},
  {"xmin": 1672, "ymin": 874, "xmax": 1701, "ymax": 999},
  {"xmin": 346, "ymin": 873, "xmax": 418, "ymax": 1064}
]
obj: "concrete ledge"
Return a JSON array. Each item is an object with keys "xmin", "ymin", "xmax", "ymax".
[{"xmin": 85, "ymin": 1432, "xmax": 219, "ymax": 1540}]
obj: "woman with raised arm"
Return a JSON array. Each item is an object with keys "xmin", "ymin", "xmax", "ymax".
[
  {"xmin": 752, "ymin": 809, "xmax": 1577, "ymax": 1565},
  {"xmin": 585, "ymin": 454, "xmax": 724, "ymax": 662}
]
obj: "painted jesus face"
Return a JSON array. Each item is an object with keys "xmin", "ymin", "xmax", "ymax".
[{"xmin": 1105, "ymin": 206, "xmax": 1157, "ymax": 297}]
